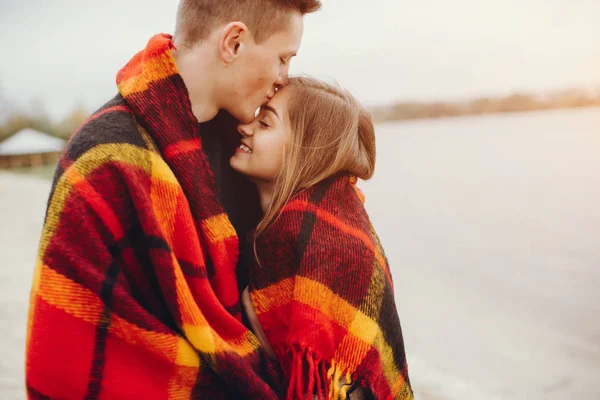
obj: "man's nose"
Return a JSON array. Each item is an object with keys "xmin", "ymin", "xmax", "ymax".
[{"xmin": 274, "ymin": 70, "xmax": 288, "ymax": 87}]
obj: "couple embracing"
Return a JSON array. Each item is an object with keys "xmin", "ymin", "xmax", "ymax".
[{"xmin": 26, "ymin": 1, "xmax": 413, "ymax": 399}]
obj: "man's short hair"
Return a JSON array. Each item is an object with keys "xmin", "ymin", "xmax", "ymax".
[{"xmin": 175, "ymin": 0, "xmax": 321, "ymax": 46}]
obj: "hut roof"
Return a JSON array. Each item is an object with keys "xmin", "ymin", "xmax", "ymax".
[{"xmin": 0, "ymin": 128, "xmax": 65, "ymax": 156}]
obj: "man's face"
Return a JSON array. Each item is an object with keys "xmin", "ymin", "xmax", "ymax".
[{"xmin": 227, "ymin": 12, "xmax": 304, "ymax": 123}]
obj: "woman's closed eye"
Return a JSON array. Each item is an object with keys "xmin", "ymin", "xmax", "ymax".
[{"xmin": 259, "ymin": 120, "xmax": 270, "ymax": 128}]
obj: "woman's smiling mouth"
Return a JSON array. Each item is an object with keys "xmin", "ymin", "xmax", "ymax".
[{"xmin": 238, "ymin": 142, "xmax": 253, "ymax": 154}]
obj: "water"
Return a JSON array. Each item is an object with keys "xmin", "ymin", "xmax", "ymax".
[
  {"xmin": 1, "ymin": 107, "xmax": 599, "ymax": 399},
  {"xmin": 362, "ymin": 107, "xmax": 600, "ymax": 399}
]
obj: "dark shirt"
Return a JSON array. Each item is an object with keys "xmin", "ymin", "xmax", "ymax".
[{"xmin": 198, "ymin": 111, "xmax": 263, "ymax": 293}]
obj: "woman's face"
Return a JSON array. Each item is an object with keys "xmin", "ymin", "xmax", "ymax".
[{"xmin": 230, "ymin": 87, "xmax": 292, "ymax": 182}]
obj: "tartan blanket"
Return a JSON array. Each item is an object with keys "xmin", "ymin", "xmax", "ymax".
[
  {"xmin": 249, "ymin": 175, "xmax": 414, "ymax": 399},
  {"xmin": 25, "ymin": 33, "xmax": 281, "ymax": 399}
]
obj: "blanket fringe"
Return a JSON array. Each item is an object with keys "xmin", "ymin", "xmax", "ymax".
[{"xmin": 285, "ymin": 347, "xmax": 356, "ymax": 400}]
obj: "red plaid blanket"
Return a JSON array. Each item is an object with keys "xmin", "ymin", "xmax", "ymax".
[
  {"xmin": 249, "ymin": 175, "xmax": 413, "ymax": 399},
  {"xmin": 25, "ymin": 34, "xmax": 281, "ymax": 399}
]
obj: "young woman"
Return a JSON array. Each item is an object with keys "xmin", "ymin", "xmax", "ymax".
[{"xmin": 230, "ymin": 76, "xmax": 413, "ymax": 400}]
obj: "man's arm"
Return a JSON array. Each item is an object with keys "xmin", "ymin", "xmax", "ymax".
[{"xmin": 26, "ymin": 158, "xmax": 196, "ymax": 399}]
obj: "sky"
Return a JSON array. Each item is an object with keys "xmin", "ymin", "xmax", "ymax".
[{"xmin": 1, "ymin": 0, "xmax": 599, "ymax": 121}]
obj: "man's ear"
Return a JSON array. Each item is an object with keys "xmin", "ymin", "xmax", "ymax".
[{"xmin": 219, "ymin": 21, "xmax": 249, "ymax": 64}]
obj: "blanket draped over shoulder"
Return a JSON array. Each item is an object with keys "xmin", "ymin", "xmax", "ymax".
[
  {"xmin": 25, "ymin": 33, "xmax": 282, "ymax": 399},
  {"xmin": 249, "ymin": 175, "xmax": 414, "ymax": 400}
]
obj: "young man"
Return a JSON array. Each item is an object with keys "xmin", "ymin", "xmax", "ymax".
[{"xmin": 25, "ymin": 1, "xmax": 320, "ymax": 398}]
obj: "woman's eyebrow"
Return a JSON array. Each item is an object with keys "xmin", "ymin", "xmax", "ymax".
[{"xmin": 262, "ymin": 105, "xmax": 280, "ymax": 120}]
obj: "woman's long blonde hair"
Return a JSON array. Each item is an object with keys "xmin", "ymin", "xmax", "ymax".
[{"xmin": 254, "ymin": 76, "xmax": 376, "ymax": 238}]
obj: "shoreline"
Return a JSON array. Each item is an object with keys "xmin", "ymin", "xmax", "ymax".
[{"xmin": 370, "ymin": 103, "xmax": 600, "ymax": 124}]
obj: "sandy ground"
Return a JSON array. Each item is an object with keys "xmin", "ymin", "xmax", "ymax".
[{"xmin": 0, "ymin": 172, "xmax": 51, "ymax": 400}]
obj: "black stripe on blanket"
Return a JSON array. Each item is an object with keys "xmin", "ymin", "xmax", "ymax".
[
  {"xmin": 84, "ymin": 243, "xmax": 122, "ymax": 400},
  {"xmin": 294, "ymin": 176, "xmax": 337, "ymax": 265}
]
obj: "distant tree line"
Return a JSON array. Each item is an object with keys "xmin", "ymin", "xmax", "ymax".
[
  {"xmin": 0, "ymin": 99, "xmax": 89, "ymax": 143},
  {"xmin": 369, "ymin": 87, "xmax": 600, "ymax": 122},
  {"xmin": 1, "ymin": 85, "xmax": 599, "ymax": 143}
]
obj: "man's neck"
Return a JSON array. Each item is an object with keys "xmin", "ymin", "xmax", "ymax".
[{"xmin": 172, "ymin": 44, "xmax": 220, "ymax": 123}]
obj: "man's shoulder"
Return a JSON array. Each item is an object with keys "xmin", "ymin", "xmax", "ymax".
[
  {"xmin": 64, "ymin": 95, "xmax": 153, "ymax": 164},
  {"xmin": 48, "ymin": 95, "xmax": 166, "ymax": 200}
]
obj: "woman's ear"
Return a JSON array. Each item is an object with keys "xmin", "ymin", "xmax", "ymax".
[{"xmin": 219, "ymin": 21, "xmax": 248, "ymax": 64}]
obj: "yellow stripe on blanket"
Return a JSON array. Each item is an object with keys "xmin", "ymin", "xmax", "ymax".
[
  {"xmin": 118, "ymin": 52, "xmax": 178, "ymax": 96},
  {"xmin": 201, "ymin": 213, "xmax": 237, "ymax": 244}
]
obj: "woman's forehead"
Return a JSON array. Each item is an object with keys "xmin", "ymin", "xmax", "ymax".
[{"xmin": 266, "ymin": 87, "xmax": 292, "ymax": 114}]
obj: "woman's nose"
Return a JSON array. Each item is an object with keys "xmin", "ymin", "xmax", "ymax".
[{"xmin": 237, "ymin": 123, "xmax": 254, "ymax": 137}]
